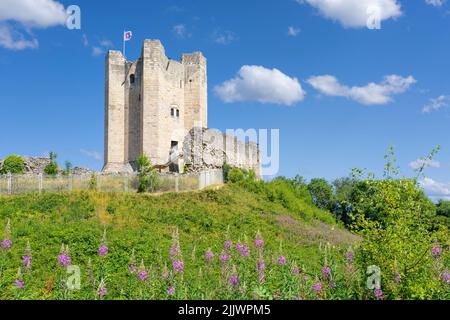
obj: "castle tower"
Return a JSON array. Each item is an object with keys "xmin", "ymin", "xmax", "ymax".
[{"xmin": 103, "ymin": 40, "xmax": 208, "ymax": 173}]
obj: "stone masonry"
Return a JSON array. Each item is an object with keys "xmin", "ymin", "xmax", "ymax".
[{"xmin": 103, "ymin": 40, "xmax": 260, "ymax": 175}]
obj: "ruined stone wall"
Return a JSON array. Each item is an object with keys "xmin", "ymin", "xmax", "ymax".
[{"xmin": 183, "ymin": 128, "xmax": 261, "ymax": 177}]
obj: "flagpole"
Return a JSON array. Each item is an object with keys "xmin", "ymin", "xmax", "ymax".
[{"xmin": 123, "ymin": 30, "xmax": 126, "ymax": 59}]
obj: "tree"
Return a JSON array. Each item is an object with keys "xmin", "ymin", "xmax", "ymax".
[
  {"xmin": 307, "ymin": 178, "xmax": 335, "ymax": 211},
  {"xmin": 332, "ymin": 177, "xmax": 357, "ymax": 224},
  {"xmin": 64, "ymin": 161, "xmax": 73, "ymax": 175},
  {"xmin": 0, "ymin": 155, "xmax": 25, "ymax": 174},
  {"xmin": 44, "ymin": 151, "xmax": 59, "ymax": 176},
  {"xmin": 137, "ymin": 154, "xmax": 158, "ymax": 193},
  {"xmin": 436, "ymin": 200, "xmax": 450, "ymax": 218}
]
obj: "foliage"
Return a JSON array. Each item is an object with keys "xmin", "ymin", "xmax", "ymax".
[
  {"xmin": 307, "ymin": 179, "xmax": 335, "ymax": 212},
  {"xmin": 137, "ymin": 154, "xmax": 159, "ymax": 193},
  {"xmin": 63, "ymin": 161, "xmax": 73, "ymax": 176},
  {"xmin": 350, "ymin": 147, "xmax": 450, "ymax": 299},
  {"xmin": 88, "ymin": 173, "xmax": 97, "ymax": 191},
  {"xmin": 0, "ymin": 184, "xmax": 361, "ymax": 300},
  {"xmin": 44, "ymin": 152, "xmax": 58, "ymax": 176},
  {"xmin": 0, "ymin": 155, "xmax": 25, "ymax": 174}
]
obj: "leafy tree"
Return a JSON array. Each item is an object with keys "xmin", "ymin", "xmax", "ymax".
[
  {"xmin": 44, "ymin": 151, "xmax": 59, "ymax": 176},
  {"xmin": 137, "ymin": 154, "xmax": 158, "ymax": 193},
  {"xmin": 63, "ymin": 161, "xmax": 73, "ymax": 175},
  {"xmin": 332, "ymin": 176, "xmax": 357, "ymax": 224},
  {"xmin": 307, "ymin": 178, "xmax": 335, "ymax": 211},
  {"xmin": 352, "ymin": 147, "xmax": 449, "ymax": 299},
  {"xmin": 436, "ymin": 200, "xmax": 450, "ymax": 218},
  {"xmin": 0, "ymin": 155, "xmax": 25, "ymax": 174}
]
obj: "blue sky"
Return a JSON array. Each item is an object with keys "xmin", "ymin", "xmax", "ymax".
[{"xmin": 0, "ymin": 0, "xmax": 449, "ymax": 199}]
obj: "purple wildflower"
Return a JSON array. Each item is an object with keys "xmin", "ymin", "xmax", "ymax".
[
  {"xmin": 374, "ymin": 288, "xmax": 384, "ymax": 300},
  {"xmin": 254, "ymin": 232, "xmax": 264, "ymax": 249},
  {"xmin": 312, "ymin": 282, "xmax": 322, "ymax": 294},
  {"xmin": 138, "ymin": 270, "xmax": 148, "ymax": 281},
  {"xmin": 169, "ymin": 245, "xmax": 180, "ymax": 261},
  {"xmin": 204, "ymin": 248, "xmax": 214, "ymax": 263},
  {"xmin": 22, "ymin": 255, "xmax": 32, "ymax": 270},
  {"xmin": 345, "ymin": 251, "xmax": 353, "ymax": 262},
  {"xmin": 239, "ymin": 245, "xmax": 250, "ymax": 257},
  {"xmin": 167, "ymin": 286, "xmax": 175, "ymax": 296},
  {"xmin": 224, "ymin": 241, "xmax": 232, "ymax": 250},
  {"xmin": 219, "ymin": 252, "xmax": 229, "ymax": 263},
  {"xmin": 329, "ymin": 281, "xmax": 337, "ymax": 289},
  {"xmin": 128, "ymin": 263, "xmax": 137, "ymax": 273},
  {"xmin": 97, "ymin": 279, "xmax": 107, "ymax": 297},
  {"xmin": 432, "ymin": 246, "xmax": 443, "ymax": 258},
  {"xmin": 291, "ymin": 265, "xmax": 300, "ymax": 275},
  {"xmin": 98, "ymin": 245, "xmax": 108, "ymax": 257},
  {"xmin": 257, "ymin": 260, "xmax": 265, "ymax": 283},
  {"xmin": 14, "ymin": 279, "xmax": 24, "ymax": 289},
  {"xmin": 1, "ymin": 239, "xmax": 12, "ymax": 251},
  {"xmin": 278, "ymin": 256, "xmax": 287, "ymax": 266},
  {"xmin": 229, "ymin": 274, "xmax": 239, "ymax": 287},
  {"xmin": 440, "ymin": 273, "xmax": 450, "ymax": 285},
  {"xmin": 322, "ymin": 266, "xmax": 331, "ymax": 278},
  {"xmin": 394, "ymin": 274, "xmax": 401, "ymax": 283},
  {"xmin": 173, "ymin": 260, "xmax": 184, "ymax": 273},
  {"xmin": 58, "ymin": 254, "xmax": 71, "ymax": 267}
]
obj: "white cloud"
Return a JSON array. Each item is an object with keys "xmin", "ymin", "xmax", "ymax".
[
  {"xmin": 287, "ymin": 26, "xmax": 301, "ymax": 37},
  {"xmin": 409, "ymin": 159, "xmax": 441, "ymax": 170},
  {"xmin": 172, "ymin": 24, "xmax": 190, "ymax": 38},
  {"xmin": 80, "ymin": 149, "xmax": 102, "ymax": 161},
  {"xmin": 214, "ymin": 65, "xmax": 306, "ymax": 106},
  {"xmin": 212, "ymin": 30, "xmax": 237, "ymax": 45},
  {"xmin": 422, "ymin": 95, "xmax": 450, "ymax": 113},
  {"xmin": 420, "ymin": 178, "xmax": 450, "ymax": 200},
  {"xmin": 298, "ymin": 0, "xmax": 402, "ymax": 28},
  {"xmin": 0, "ymin": 0, "xmax": 66, "ymax": 28},
  {"xmin": 91, "ymin": 39, "xmax": 113, "ymax": 57},
  {"xmin": 425, "ymin": 0, "xmax": 445, "ymax": 7},
  {"xmin": 306, "ymin": 74, "xmax": 416, "ymax": 105},
  {"xmin": 82, "ymin": 34, "xmax": 89, "ymax": 47},
  {"xmin": 0, "ymin": 0, "xmax": 67, "ymax": 50},
  {"xmin": 0, "ymin": 24, "xmax": 38, "ymax": 50}
]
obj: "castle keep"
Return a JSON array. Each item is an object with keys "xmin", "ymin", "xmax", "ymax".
[{"xmin": 103, "ymin": 40, "xmax": 260, "ymax": 175}]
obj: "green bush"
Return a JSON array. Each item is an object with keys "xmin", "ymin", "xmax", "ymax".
[
  {"xmin": 44, "ymin": 151, "xmax": 59, "ymax": 176},
  {"xmin": 0, "ymin": 155, "xmax": 25, "ymax": 174}
]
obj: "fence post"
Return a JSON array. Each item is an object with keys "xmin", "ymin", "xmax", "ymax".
[
  {"xmin": 68, "ymin": 173, "xmax": 73, "ymax": 191},
  {"xmin": 7, "ymin": 173, "xmax": 12, "ymax": 195},
  {"xmin": 175, "ymin": 174, "xmax": 179, "ymax": 192},
  {"xmin": 38, "ymin": 173, "xmax": 43, "ymax": 194}
]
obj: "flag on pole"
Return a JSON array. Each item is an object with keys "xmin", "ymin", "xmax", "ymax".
[{"xmin": 124, "ymin": 31, "xmax": 133, "ymax": 41}]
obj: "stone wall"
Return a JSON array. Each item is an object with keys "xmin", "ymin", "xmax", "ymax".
[{"xmin": 182, "ymin": 128, "xmax": 261, "ymax": 176}]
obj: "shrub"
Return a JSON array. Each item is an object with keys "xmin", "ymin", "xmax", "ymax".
[
  {"xmin": 137, "ymin": 154, "xmax": 159, "ymax": 193},
  {"xmin": 0, "ymin": 155, "xmax": 25, "ymax": 174},
  {"xmin": 44, "ymin": 151, "xmax": 58, "ymax": 176}
]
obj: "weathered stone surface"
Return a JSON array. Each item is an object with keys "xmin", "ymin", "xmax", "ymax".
[
  {"xmin": 0, "ymin": 157, "xmax": 94, "ymax": 175},
  {"xmin": 103, "ymin": 39, "xmax": 259, "ymax": 176}
]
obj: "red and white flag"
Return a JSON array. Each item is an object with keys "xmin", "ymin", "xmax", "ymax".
[{"xmin": 124, "ymin": 31, "xmax": 133, "ymax": 41}]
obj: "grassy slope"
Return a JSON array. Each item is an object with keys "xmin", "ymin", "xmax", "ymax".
[{"xmin": 0, "ymin": 184, "xmax": 358, "ymax": 299}]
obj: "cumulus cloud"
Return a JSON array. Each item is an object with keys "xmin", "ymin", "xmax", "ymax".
[
  {"xmin": 425, "ymin": 0, "xmax": 445, "ymax": 7},
  {"xmin": 214, "ymin": 65, "xmax": 306, "ymax": 106},
  {"xmin": 409, "ymin": 159, "xmax": 441, "ymax": 170},
  {"xmin": 91, "ymin": 38, "xmax": 114, "ymax": 57},
  {"xmin": 422, "ymin": 95, "xmax": 450, "ymax": 113},
  {"xmin": 0, "ymin": 0, "xmax": 67, "ymax": 50},
  {"xmin": 0, "ymin": 24, "xmax": 39, "ymax": 50},
  {"xmin": 298, "ymin": 0, "xmax": 402, "ymax": 28},
  {"xmin": 420, "ymin": 178, "xmax": 450, "ymax": 200},
  {"xmin": 287, "ymin": 26, "xmax": 301, "ymax": 37},
  {"xmin": 212, "ymin": 30, "xmax": 237, "ymax": 45},
  {"xmin": 172, "ymin": 24, "xmax": 190, "ymax": 38},
  {"xmin": 80, "ymin": 149, "xmax": 102, "ymax": 161},
  {"xmin": 306, "ymin": 74, "xmax": 416, "ymax": 105}
]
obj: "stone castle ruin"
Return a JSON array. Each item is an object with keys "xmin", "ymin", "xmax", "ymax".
[{"xmin": 103, "ymin": 40, "xmax": 260, "ymax": 175}]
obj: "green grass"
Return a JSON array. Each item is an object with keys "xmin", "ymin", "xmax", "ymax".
[{"xmin": 0, "ymin": 184, "xmax": 358, "ymax": 300}]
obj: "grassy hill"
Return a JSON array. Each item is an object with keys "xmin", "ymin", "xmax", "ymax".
[{"xmin": 0, "ymin": 182, "xmax": 359, "ymax": 300}]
